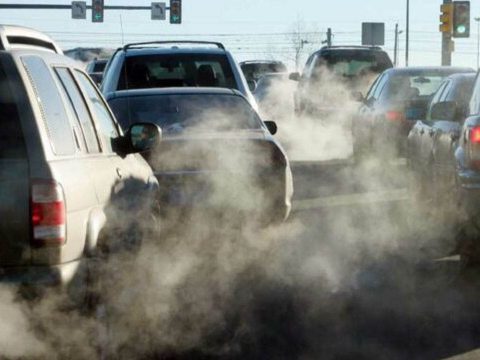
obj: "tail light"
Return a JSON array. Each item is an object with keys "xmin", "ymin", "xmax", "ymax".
[
  {"xmin": 385, "ymin": 111, "xmax": 405, "ymax": 122},
  {"xmin": 468, "ymin": 127, "xmax": 480, "ymax": 169},
  {"xmin": 31, "ymin": 180, "xmax": 66, "ymax": 247}
]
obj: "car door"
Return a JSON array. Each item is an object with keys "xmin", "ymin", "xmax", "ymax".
[
  {"xmin": 73, "ymin": 70, "xmax": 155, "ymax": 222},
  {"xmin": 434, "ymin": 82, "xmax": 470, "ymax": 196},
  {"xmin": 355, "ymin": 72, "xmax": 388, "ymax": 148},
  {"xmin": 418, "ymin": 81, "xmax": 451, "ymax": 171}
]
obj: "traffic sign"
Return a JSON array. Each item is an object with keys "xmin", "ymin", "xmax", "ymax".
[
  {"xmin": 151, "ymin": 2, "xmax": 166, "ymax": 20},
  {"xmin": 362, "ymin": 23, "xmax": 385, "ymax": 46},
  {"xmin": 71, "ymin": 1, "xmax": 86, "ymax": 19}
]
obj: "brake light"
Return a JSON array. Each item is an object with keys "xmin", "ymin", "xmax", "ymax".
[
  {"xmin": 470, "ymin": 127, "xmax": 480, "ymax": 143},
  {"xmin": 385, "ymin": 111, "xmax": 404, "ymax": 122},
  {"xmin": 31, "ymin": 181, "xmax": 66, "ymax": 246}
]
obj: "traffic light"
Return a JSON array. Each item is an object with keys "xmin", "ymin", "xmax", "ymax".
[
  {"xmin": 92, "ymin": 0, "xmax": 104, "ymax": 23},
  {"xmin": 170, "ymin": 0, "xmax": 181, "ymax": 24},
  {"xmin": 440, "ymin": 3, "xmax": 453, "ymax": 33},
  {"xmin": 453, "ymin": 1, "xmax": 470, "ymax": 38}
]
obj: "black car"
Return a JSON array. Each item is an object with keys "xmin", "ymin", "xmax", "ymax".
[
  {"xmin": 407, "ymin": 73, "xmax": 476, "ymax": 203},
  {"xmin": 352, "ymin": 66, "xmax": 474, "ymax": 160},
  {"xmin": 106, "ymin": 87, "xmax": 293, "ymax": 223},
  {"xmin": 290, "ymin": 46, "xmax": 393, "ymax": 117}
]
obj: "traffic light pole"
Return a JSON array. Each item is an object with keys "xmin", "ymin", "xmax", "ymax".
[
  {"xmin": 442, "ymin": 0, "xmax": 453, "ymax": 66},
  {"xmin": 0, "ymin": 4, "xmax": 155, "ymax": 10}
]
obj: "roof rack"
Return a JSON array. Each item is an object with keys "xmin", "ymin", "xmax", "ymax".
[
  {"xmin": 320, "ymin": 45, "xmax": 382, "ymax": 50},
  {"xmin": 0, "ymin": 25, "xmax": 62, "ymax": 54},
  {"xmin": 123, "ymin": 41, "xmax": 225, "ymax": 51},
  {"xmin": 239, "ymin": 60, "xmax": 284, "ymax": 64}
]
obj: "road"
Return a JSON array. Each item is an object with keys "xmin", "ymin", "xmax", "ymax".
[
  {"xmin": 15, "ymin": 157, "xmax": 480, "ymax": 360},
  {"xmin": 107, "ymin": 158, "xmax": 480, "ymax": 360}
]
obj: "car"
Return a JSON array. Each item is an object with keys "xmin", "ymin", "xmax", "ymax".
[
  {"xmin": 86, "ymin": 57, "xmax": 108, "ymax": 85},
  {"xmin": 106, "ymin": 87, "xmax": 293, "ymax": 223},
  {"xmin": 253, "ymin": 73, "xmax": 296, "ymax": 121},
  {"xmin": 407, "ymin": 73, "xmax": 476, "ymax": 203},
  {"xmin": 352, "ymin": 66, "xmax": 474, "ymax": 160},
  {"xmin": 239, "ymin": 60, "xmax": 288, "ymax": 83},
  {"xmin": 100, "ymin": 41, "xmax": 258, "ymax": 110},
  {"xmin": 0, "ymin": 25, "xmax": 160, "ymax": 296},
  {"xmin": 290, "ymin": 46, "xmax": 393, "ymax": 117}
]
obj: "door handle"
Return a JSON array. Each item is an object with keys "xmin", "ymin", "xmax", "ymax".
[{"xmin": 116, "ymin": 168, "xmax": 123, "ymax": 179}]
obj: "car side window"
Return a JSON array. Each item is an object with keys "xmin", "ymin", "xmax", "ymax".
[
  {"xmin": 22, "ymin": 56, "xmax": 76, "ymax": 156},
  {"xmin": 439, "ymin": 81, "xmax": 452, "ymax": 102},
  {"xmin": 75, "ymin": 70, "xmax": 120, "ymax": 153},
  {"xmin": 469, "ymin": 74, "xmax": 480, "ymax": 116},
  {"xmin": 366, "ymin": 73, "xmax": 387, "ymax": 104},
  {"xmin": 426, "ymin": 81, "xmax": 448, "ymax": 121},
  {"xmin": 54, "ymin": 67, "xmax": 101, "ymax": 153},
  {"xmin": 366, "ymin": 74, "xmax": 383, "ymax": 101}
]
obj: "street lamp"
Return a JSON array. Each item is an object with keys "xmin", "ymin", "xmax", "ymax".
[{"xmin": 475, "ymin": 17, "xmax": 480, "ymax": 69}]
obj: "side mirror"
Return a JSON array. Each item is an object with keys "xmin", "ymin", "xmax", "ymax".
[
  {"xmin": 289, "ymin": 72, "xmax": 301, "ymax": 82},
  {"xmin": 431, "ymin": 101, "xmax": 458, "ymax": 121},
  {"xmin": 128, "ymin": 122, "xmax": 162, "ymax": 153},
  {"xmin": 247, "ymin": 79, "xmax": 257, "ymax": 92},
  {"xmin": 352, "ymin": 91, "xmax": 364, "ymax": 103},
  {"xmin": 264, "ymin": 120, "xmax": 277, "ymax": 135}
]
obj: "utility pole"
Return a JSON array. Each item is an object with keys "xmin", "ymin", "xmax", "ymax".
[
  {"xmin": 394, "ymin": 23, "xmax": 399, "ymax": 66},
  {"xmin": 406, "ymin": 0, "xmax": 410, "ymax": 66},
  {"xmin": 476, "ymin": 17, "xmax": 480, "ymax": 69},
  {"xmin": 441, "ymin": 0, "xmax": 453, "ymax": 66},
  {"xmin": 326, "ymin": 28, "xmax": 332, "ymax": 47}
]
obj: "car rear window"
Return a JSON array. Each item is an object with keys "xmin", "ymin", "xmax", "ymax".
[
  {"xmin": 316, "ymin": 50, "xmax": 392, "ymax": 77},
  {"xmin": 381, "ymin": 74, "xmax": 445, "ymax": 101},
  {"xmin": 109, "ymin": 94, "xmax": 262, "ymax": 133},
  {"xmin": 0, "ymin": 60, "xmax": 26, "ymax": 159},
  {"xmin": 241, "ymin": 62, "xmax": 287, "ymax": 81},
  {"xmin": 118, "ymin": 53, "xmax": 237, "ymax": 90}
]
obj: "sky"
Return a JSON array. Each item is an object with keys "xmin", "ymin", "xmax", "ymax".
[{"xmin": 1, "ymin": 0, "xmax": 480, "ymax": 70}]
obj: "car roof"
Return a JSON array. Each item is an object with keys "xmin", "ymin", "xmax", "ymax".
[
  {"xmin": 385, "ymin": 66, "xmax": 474, "ymax": 76},
  {"xmin": 317, "ymin": 45, "xmax": 386, "ymax": 53},
  {"xmin": 119, "ymin": 41, "xmax": 227, "ymax": 56},
  {"xmin": 106, "ymin": 87, "xmax": 243, "ymax": 100},
  {"xmin": 240, "ymin": 60, "xmax": 285, "ymax": 65},
  {"xmin": 444, "ymin": 72, "xmax": 477, "ymax": 81}
]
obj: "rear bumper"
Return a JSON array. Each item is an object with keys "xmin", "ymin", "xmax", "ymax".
[
  {"xmin": 0, "ymin": 259, "xmax": 82, "ymax": 287},
  {"xmin": 156, "ymin": 167, "xmax": 293, "ymax": 222}
]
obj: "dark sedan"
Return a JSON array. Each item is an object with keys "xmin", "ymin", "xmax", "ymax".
[
  {"xmin": 352, "ymin": 66, "xmax": 474, "ymax": 160},
  {"xmin": 107, "ymin": 88, "xmax": 293, "ymax": 223},
  {"xmin": 407, "ymin": 73, "xmax": 476, "ymax": 204}
]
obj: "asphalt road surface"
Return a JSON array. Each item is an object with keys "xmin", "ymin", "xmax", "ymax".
[
  {"xmin": 15, "ymin": 158, "xmax": 480, "ymax": 360},
  {"xmin": 135, "ymin": 158, "xmax": 480, "ymax": 360}
]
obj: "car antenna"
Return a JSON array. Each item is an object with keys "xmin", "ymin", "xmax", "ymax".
[{"xmin": 119, "ymin": 14, "xmax": 133, "ymax": 127}]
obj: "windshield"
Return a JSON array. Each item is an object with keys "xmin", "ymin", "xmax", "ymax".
[
  {"xmin": 109, "ymin": 93, "xmax": 262, "ymax": 133},
  {"xmin": 119, "ymin": 53, "xmax": 237, "ymax": 90}
]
